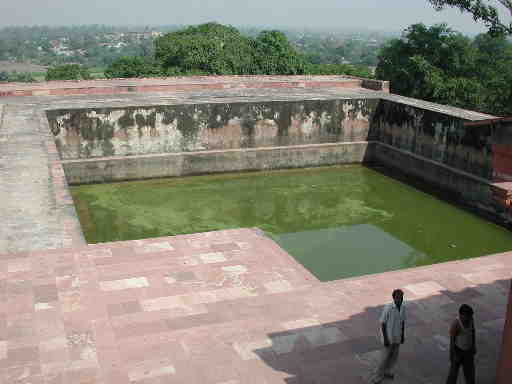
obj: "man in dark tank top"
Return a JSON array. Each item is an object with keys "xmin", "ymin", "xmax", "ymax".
[{"xmin": 446, "ymin": 304, "xmax": 476, "ymax": 384}]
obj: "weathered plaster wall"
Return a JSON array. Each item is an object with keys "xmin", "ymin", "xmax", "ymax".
[
  {"xmin": 372, "ymin": 100, "xmax": 494, "ymax": 179},
  {"xmin": 47, "ymin": 99, "xmax": 378, "ymax": 160}
]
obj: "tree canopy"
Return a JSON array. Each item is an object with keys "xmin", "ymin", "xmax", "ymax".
[
  {"xmin": 45, "ymin": 64, "xmax": 90, "ymax": 81},
  {"xmin": 252, "ymin": 30, "xmax": 306, "ymax": 75},
  {"xmin": 428, "ymin": 0, "xmax": 512, "ymax": 35},
  {"xmin": 103, "ymin": 56, "xmax": 162, "ymax": 79},
  {"xmin": 376, "ymin": 23, "xmax": 512, "ymax": 116},
  {"xmin": 154, "ymin": 23, "xmax": 257, "ymax": 75},
  {"xmin": 0, "ymin": 71, "xmax": 36, "ymax": 83},
  {"xmin": 104, "ymin": 22, "xmax": 371, "ymax": 78}
]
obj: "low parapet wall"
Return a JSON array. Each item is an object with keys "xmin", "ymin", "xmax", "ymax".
[{"xmin": 0, "ymin": 75, "xmax": 382, "ymax": 97}]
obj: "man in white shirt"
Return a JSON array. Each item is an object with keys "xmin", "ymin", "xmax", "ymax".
[{"xmin": 370, "ymin": 289, "xmax": 406, "ymax": 383}]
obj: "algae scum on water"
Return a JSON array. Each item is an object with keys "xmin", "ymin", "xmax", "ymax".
[{"xmin": 70, "ymin": 165, "xmax": 512, "ymax": 281}]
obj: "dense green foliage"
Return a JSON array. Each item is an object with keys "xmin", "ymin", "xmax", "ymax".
[
  {"xmin": 153, "ymin": 23, "xmax": 311, "ymax": 75},
  {"xmin": 45, "ymin": 64, "xmax": 91, "ymax": 81},
  {"xmin": 428, "ymin": 0, "xmax": 512, "ymax": 35},
  {"xmin": 105, "ymin": 23, "xmax": 373, "ymax": 78},
  {"xmin": 252, "ymin": 30, "xmax": 306, "ymax": 74},
  {"xmin": 0, "ymin": 70, "xmax": 36, "ymax": 82},
  {"xmin": 104, "ymin": 56, "xmax": 162, "ymax": 78},
  {"xmin": 154, "ymin": 23, "xmax": 258, "ymax": 75},
  {"xmin": 1, "ymin": 24, "xmax": 380, "ymax": 80},
  {"xmin": 376, "ymin": 23, "xmax": 512, "ymax": 115},
  {"xmin": 298, "ymin": 34, "xmax": 385, "ymax": 67}
]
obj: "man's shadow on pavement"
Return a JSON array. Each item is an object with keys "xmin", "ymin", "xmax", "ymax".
[{"xmin": 252, "ymin": 278, "xmax": 509, "ymax": 384}]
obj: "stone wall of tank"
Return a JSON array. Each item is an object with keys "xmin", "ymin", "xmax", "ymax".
[{"xmin": 47, "ymin": 99, "xmax": 378, "ymax": 160}]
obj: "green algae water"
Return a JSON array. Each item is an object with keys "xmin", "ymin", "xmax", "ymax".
[{"xmin": 70, "ymin": 165, "xmax": 512, "ymax": 281}]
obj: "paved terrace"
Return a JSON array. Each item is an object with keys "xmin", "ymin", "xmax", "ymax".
[
  {"xmin": 0, "ymin": 228, "xmax": 510, "ymax": 383},
  {"xmin": 0, "ymin": 77, "xmax": 508, "ymax": 383}
]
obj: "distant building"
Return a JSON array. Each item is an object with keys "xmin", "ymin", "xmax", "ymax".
[
  {"xmin": 104, "ymin": 33, "xmax": 124, "ymax": 41},
  {"xmin": 125, "ymin": 31, "xmax": 162, "ymax": 41},
  {"xmin": 100, "ymin": 42, "xmax": 127, "ymax": 49}
]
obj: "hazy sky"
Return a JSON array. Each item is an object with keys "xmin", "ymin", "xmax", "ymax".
[{"xmin": 0, "ymin": 0, "xmax": 510, "ymax": 34}]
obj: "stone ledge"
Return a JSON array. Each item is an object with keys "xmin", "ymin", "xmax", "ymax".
[{"xmin": 62, "ymin": 141, "xmax": 373, "ymax": 184}]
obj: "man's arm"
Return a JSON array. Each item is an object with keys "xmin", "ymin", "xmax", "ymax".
[
  {"xmin": 380, "ymin": 305, "xmax": 390, "ymax": 347},
  {"xmin": 471, "ymin": 323, "xmax": 477, "ymax": 355},
  {"xmin": 382, "ymin": 323, "xmax": 390, "ymax": 347},
  {"xmin": 401, "ymin": 305, "xmax": 406, "ymax": 344}
]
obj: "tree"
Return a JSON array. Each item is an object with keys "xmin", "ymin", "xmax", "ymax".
[
  {"xmin": 377, "ymin": 24, "xmax": 477, "ymax": 95},
  {"xmin": 104, "ymin": 56, "xmax": 162, "ymax": 78},
  {"xmin": 252, "ymin": 31, "xmax": 306, "ymax": 74},
  {"xmin": 45, "ymin": 64, "xmax": 91, "ymax": 81},
  {"xmin": 3, "ymin": 71, "xmax": 37, "ymax": 83},
  {"xmin": 154, "ymin": 23, "xmax": 314, "ymax": 76},
  {"xmin": 428, "ymin": 0, "xmax": 512, "ymax": 34},
  {"xmin": 471, "ymin": 32, "xmax": 512, "ymax": 114},
  {"xmin": 376, "ymin": 23, "xmax": 512, "ymax": 115},
  {"xmin": 154, "ymin": 23, "xmax": 257, "ymax": 75}
]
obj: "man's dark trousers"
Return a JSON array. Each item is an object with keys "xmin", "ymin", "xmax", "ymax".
[{"xmin": 446, "ymin": 347, "xmax": 475, "ymax": 384}]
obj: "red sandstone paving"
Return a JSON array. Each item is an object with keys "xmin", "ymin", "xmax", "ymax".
[{"xmin": 0, "ymin": 228, "xmax": 510, "ymax": 383}]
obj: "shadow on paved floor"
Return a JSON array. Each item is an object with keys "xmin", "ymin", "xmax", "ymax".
[{"xmin": 254, "ymin": 278, "xmax": 510, "ymax": 384}]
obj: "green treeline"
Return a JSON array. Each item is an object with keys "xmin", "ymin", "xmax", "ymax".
[
  {"xmin": 104, "ymin": 23, "xmax": 372, "ymax": 79},
  {"xmin": 0, "ymin": 71, "xmax": 36, "ymax": 83},
  {"xmin": 0, "ymin": 23, "xmax": 377, "ymax": 82},
  {"xmin": 45, "ymin": 64, "xmax": 91, "ymax": 81}
]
